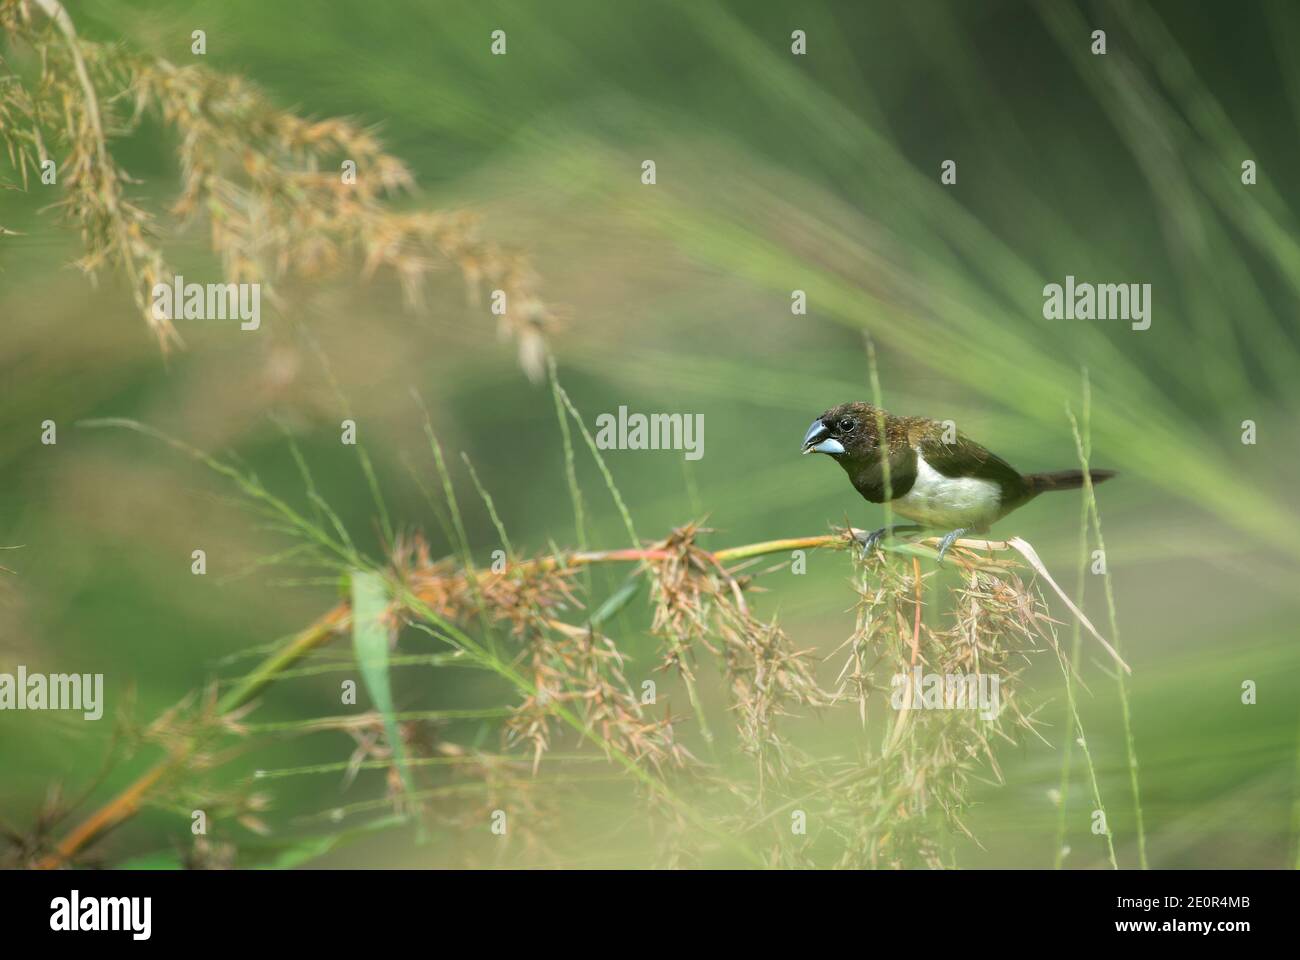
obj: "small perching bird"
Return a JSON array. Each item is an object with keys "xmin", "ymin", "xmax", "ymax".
[{"xmin": 801, "ymin": 401, "xmax": 1116, "ymax": 563}]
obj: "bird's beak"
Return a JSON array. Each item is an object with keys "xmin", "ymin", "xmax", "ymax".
[{"xmin": 801, "ymin": 419, "xmax": 845, "ymax": 456}]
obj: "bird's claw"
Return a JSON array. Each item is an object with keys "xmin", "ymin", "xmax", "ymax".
[
  {"xmin": 854, "ymin": 526, "xmax": 888, "ymax": 554},
  {"xmin": 854, "ymin": 525, "xmax": 926, "ymax": 556},
  {"xmin": 935, "ymin": 528, "xmax": 968, "ymax": 566}
]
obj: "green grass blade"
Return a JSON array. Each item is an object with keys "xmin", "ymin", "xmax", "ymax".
[{"xmin": 350, "ymin": 570, "xmax": 416, "ymax": 818}]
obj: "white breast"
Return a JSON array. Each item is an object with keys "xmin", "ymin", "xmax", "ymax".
[{"xmin": 890, "ymin": 454, "xmax": 1002, "ymax": 530}]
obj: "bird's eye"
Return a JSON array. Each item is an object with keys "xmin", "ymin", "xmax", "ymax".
[{"xmin": 839, "ymin": 417, "xmax": 856, "ymax": 432}]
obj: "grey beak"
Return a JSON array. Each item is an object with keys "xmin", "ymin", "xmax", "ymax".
[{"xmin": 801, "ymin": 419, "xmax": 845, "ymax": 456}]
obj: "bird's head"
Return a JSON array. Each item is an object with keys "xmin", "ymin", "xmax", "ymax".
[{"xmin": 800, "ymin": 401, "xmax": 878, "ymax": 461}]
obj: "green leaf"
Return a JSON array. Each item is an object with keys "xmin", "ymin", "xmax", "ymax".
[
  {"xmin": 589, "ymin": 574, "xmax": 641, "ymax": 627},
  {"xmin": 253, "ymin": 815, "xmax": 410, "ymax": 869},
  {"xmin": 350, "ymin": 570, "xmax": 416, "ymax": 809}
]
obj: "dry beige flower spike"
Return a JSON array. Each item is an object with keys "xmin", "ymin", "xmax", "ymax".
[{"xmin": 1, "ymin": 0, "xmax": 554, "ymax": 377}]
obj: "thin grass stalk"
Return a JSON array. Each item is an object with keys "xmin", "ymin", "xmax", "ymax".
[
  {"xmin": 418, "ymin": 406, "xmax": 500, "ymax": 659},
  {"xmin": 358, "ymin": 447, "xmax": 395, "ymax": 553},
  {"xmin": 462, "ymin": 452, "xmax": 515, "ymax": 558},
  {"xmin": 552, "ymin": 379, "xmax": 640, "ymax": 548},
  {"xmin": 1068, "ymin": 399, "xmax": 1148, "ymax": 869},
  {"xmin": 1052, "ymin": 640, "xmax": 1119, "ymax": 870},
  {"xmin": 1052, "ymin": 406, "xmax": 1092, "ymax": 869},
  {"xmin": 548, "ymin": 356, "xmax": 589, "ymax": 553},
  {"xmin": 255, "ymin": 752, "xmax": 607, "ymax": 781}
]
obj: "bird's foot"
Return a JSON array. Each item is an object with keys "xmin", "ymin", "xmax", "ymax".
[
  {"xmin": 854, "ymin": 524, "xmax": 923, "ymax": 554},
  {"xmin": 935, "ymin": 528, "xmax": 969, "ymax": 566},
  {"xmin": 855, "ymin": 527, "xmax": 888, "ymax": 553}
]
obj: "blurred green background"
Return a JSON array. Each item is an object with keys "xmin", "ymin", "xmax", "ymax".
[{"xmin": 2, "ymin": 0, "xmax": 1299, "ymax": 868}]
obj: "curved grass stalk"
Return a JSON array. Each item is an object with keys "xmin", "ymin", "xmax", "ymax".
[{"xmin": 1067, "ymin": 401, "xmax": 1148, "ymax": 868}]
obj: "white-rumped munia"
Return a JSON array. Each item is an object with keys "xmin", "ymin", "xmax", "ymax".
[{"xmin": 801, "ymin": 401, "xmax": 1116, "ymax": 563}]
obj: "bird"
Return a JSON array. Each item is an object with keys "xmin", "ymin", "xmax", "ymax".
[{"xmin": 801, "ymin": 401, "xmax": 1116, "ymax": 563}]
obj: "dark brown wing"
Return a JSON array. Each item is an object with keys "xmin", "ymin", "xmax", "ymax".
[{"xmin": 915, "ymin": 426, "xmax": 1027, "ymax": 500}]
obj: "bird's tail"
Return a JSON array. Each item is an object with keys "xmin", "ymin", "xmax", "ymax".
[{"xmin": 1023, "ymin": 469, "xmax": 1117, "ymax": 493}]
